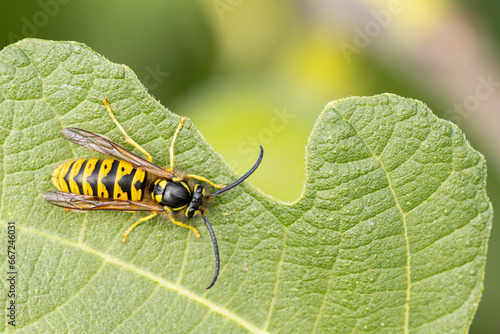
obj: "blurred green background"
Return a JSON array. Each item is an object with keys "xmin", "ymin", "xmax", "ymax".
[{"xmin": 1, "ymin": 0, "xmax": 499, "ymax": 332}]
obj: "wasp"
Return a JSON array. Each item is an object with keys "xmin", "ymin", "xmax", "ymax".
[{"xmin": 43, "ymin": 99, "xmax": 263, "ymax": 289}]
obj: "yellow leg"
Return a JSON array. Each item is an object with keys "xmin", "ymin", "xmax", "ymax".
[
  {"xmin": 162, "ymin": 115, "xmax": 224, "ymax": 190},
  {"xmin": 122, "ymin": 212, "xmax": 158, "ymax": 243},
  {"xmin": 170, "ymin": 216, "xmax": 201, "ymax": 238},
  {"xmin": 167, "ymin": 116, "xmax": 187, "ymax": 171},
  {"xmin": 102, "ymin": 99, "xmax": 153, "ymax": 162},
  {"xmin": 186, "ymin": 174, "xmax": 225, "ymax": 189}
]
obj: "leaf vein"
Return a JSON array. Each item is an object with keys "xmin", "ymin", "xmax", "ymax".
[
  {"xmin": 337, "ymin": 112, "xmax": 412, "ymax": 334},
  {"xmin": 1, "ymin": 221, "xmax": 266, "ymax": 334}
]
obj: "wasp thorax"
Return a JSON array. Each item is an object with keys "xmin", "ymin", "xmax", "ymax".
[{"xmin": 151, "ymin": 179, "xmax": 192, "ymax": 211}]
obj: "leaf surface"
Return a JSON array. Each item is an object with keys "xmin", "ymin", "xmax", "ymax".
[{"xmin": 0, "ymin": 39, "xmax": 492, "ymax": 333}]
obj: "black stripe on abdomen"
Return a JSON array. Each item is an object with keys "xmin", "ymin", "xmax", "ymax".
[
  {"xmin": 117, "ymin": 167, "xmax": 137, "ymax": 200},
  {"xmin": 86, "ymin": 159, "xmax": 103, "ymax": 197},
  {"xmin": 73, "ymin": 159, "xmax": 88, "ymax": 195},
  {"xmin": 101, "ymin": 160, "xmax": 120, "ymax": 199},
  {"xmin": 63, "ymin": 161, "xmax": 76, "ymax": 190}
]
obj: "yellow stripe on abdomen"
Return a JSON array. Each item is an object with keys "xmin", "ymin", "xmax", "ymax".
[
  {"xmin": 51, "ymin": 163, "xmax": 64, "ymax": 191},
  {"xmin": 68, "ymin": 159, "xmax": 85, "ymax": 194},
  {"xmin": 54, "ymin": 160, "xmax": 74, "ymax": 192},
  {"xmin": 114, "ymin": 160, "xmax": 134, "ymax": 200},
  {"xmin": 131, "ymin": 168, "xmax": 146, "ymax": 201},
  {"xmin": 82, "ymin": 158, "xmax": 99, "ymax": 196},
  {"xmin": 97, "ymin": 159, "xmax": 114, "ymax": 198}
]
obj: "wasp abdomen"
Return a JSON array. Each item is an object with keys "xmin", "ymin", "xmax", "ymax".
[{"xmin": 51, "ymin": 158, "xmax": 146, "ymax": 201}]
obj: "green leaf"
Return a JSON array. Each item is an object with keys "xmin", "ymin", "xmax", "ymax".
[{"xmin": 0, "ymin": 39, "xmax": 492, "ymax": 333}]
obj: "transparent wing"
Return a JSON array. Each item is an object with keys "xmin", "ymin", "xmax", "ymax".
[
  {"xmin": 60, "ymin": 128, "xmax": 175, "ymax": 179},
  {"xmin": 43, "ymin": 190, "xmax": 164, "ymax": 212}
]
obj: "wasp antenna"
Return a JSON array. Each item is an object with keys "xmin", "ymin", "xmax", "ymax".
[
  {"xmin": 202, "ymin": 212, "xmax": 220, "ymax": 289},
  {"xmin": 210, "ymin": 146, "xmax": 263, "ymax": 197}
]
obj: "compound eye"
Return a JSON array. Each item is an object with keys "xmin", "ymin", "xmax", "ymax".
[{"xmin": 193, "ymin": 185, "xmax": 203, "ymax": 195}]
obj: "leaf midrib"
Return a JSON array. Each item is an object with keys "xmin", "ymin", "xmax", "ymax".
[
  {"xmin": 337, "ymin": 110, "xmax": 412, "ymax": 334},
  {"xmin": 0, "ymin": 221, "xmax": 267, "ymax": 334}
]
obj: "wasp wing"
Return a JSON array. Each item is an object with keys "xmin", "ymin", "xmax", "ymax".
[
  {"xmin": 43, "ymin": 190, "xmax": 164, "ymax": 212},
  {"xmin": 60, "ymin": 128, "xmax": 175, "ymax": 179}
]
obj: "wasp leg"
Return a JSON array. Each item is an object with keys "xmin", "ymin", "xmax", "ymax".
[
  {"xmin": 170, "ymin": 216, "xmax": 201, "ymax": 238},
  {"xmin": 164, "ymin": 116, "xmax": 224, "ymax": 190},
  {"xmin": 186, "ymin": 174, "xmax": 225, "ymax": 190},
  {"xmin": 166, "ymin": 116, "xmax": 187, "ymax": 171},
  {"xmin": 102, "ymin": 99, "xmax": 153, "ymax": 162},
  {"xmin": 122, "ymin": 212, "xmax": 158, "ymax": 243}
]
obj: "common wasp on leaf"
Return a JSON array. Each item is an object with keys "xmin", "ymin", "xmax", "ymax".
[{"xmin": 43, "ymin": 99, "xmax": 263, "ymax": 289}]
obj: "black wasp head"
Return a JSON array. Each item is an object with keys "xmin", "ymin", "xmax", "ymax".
[{"xmin": 187, "ymin": 185, "xmax": 204, "ymax": 218}]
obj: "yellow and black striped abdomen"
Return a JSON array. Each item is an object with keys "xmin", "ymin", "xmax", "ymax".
[{"xmin": 51, "ymin": 158, "xmax": 146, "ymax": 201}]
